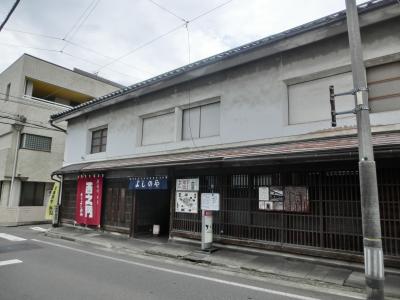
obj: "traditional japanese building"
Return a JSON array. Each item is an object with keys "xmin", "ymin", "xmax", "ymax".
[{"xmin": 51, "ymin": 0, "xmax": 400, "ymax": 266}]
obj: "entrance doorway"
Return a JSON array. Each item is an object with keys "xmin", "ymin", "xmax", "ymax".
[{"xmin": 133, "ymin": 190, "xmax": 170, "ymax": 237}]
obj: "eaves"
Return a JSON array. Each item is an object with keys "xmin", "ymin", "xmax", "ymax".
[{"xmin": 51, "ymin": 0, "xmax": 400, "ymax": 123}]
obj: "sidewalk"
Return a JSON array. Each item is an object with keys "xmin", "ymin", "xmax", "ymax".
[{"xmin": 45, "ymin": 226, "xmax": 400, "ymax": 299}]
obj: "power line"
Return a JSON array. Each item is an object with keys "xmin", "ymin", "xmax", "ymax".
[
  {"xmin": 60, "ymin": 0, "xmax": 101, "ymax": 52},
  {"xmin": 0, "ymin": 93, "xmax": 70, "ymax": 111},
  {"xmin": 0, "ymin": 37, "xmax": 143, "ymax": 81},
  {"xmin": 0, "ymin": 41, "xmax": 60, "ymax": 52},
  {"xmin": 190, "ymin": 0, "xmax": 233, "ymax": 23},
  {"xmin": 95, "ymin": 23, "xmax": 185, "ymax": 73},
  {"xmin": 0, "ymin": 0, "xmax": 21, "ymax": 33},
  {"xmin": 0, "ymin": 119, "xmax": 62, "ymax": 132},
  {"xmin": 3, "ymin": 27, "xmax": 62, "ymax": 40},
  {"xmin": 95, "ymin": 0, "xmax": 234, "ymax": 73},
  {"xmin": 0, "ymin": 110, "xmax": 58, "ymax": 128},
  {"xmin": 184, "ymin": 22, "xmax": 197, "ymax": 148},
  {"xmin": 62, "ymin": 51, "xmax": 143, "ymax": 81},
  {"xmin": 0, "ymin": 116, "xmax": 64, "ymax": 132},
  {"xmin": 147, "ymin": 0, "xmax": 187, "ymax": 22},
  {"xmin": 3, "ymin": 28, "xmax": 155, "ymax": 76}
]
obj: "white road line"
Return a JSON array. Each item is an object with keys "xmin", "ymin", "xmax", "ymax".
[
  {"xmin": 30, "ymin": 227, "xmax": 49, "ymax": 232},
  {"xmin": 0, "ymin": 233, "xmax": 26, "ymax": 241},
  {"xmin": 32, "ymin": 239, "xmax": 364, "ymax": 300},
  {"xmin": 0, "ymin": 259, "xmax": 23, "ymax": 267}
]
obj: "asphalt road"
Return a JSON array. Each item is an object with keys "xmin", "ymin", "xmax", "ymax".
[{"xmin": 0, "ymin": 226, "xmax": 364, "ymax": 300}]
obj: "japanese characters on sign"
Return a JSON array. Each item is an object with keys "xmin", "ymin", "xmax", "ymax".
[
  {"xmin": 175, "ymin": 178, "xmax": 199, "ymax": 214},
  {"xmin": 75, "ymin": 175, "xmax": 103, "ymax": 225},
  {"xmin": 284, "ymin": 186, "xmax": 309, "ymax": 213},
  {"xmin": 176, "ymin": 178, "xmax": 199, "ymax": 191},
  {"xmin": 45, "ymin": 182, "xmax": 59, "ymax": 220},
  {"xmin": 175, "ymin": 191, "xmax": 198, "ymax": 213},
  {"xmin": 258, "ymin": 186, "xmax": 308, "ymax": 213},
  {"xmin": 201, "ymin": 193, "xmax": 220, "ymax": 211},
  {"xmin": 128, "ymin": 176, "xmax": 168, "ymax": 190}
]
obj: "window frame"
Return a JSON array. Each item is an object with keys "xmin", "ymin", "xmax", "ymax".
[
  {"xmin": 182, "ymin": 101, "xmax": 220, "ymax": 140},
  {"xmin": 19, "ymin": 181, "xmax": 46, "ymax": 206},
  {"xmin": 20, "ymin": 133, "xmax": 52, "ymax": 152},
  {"xmin": 90, "ymin": 126, "xmax": 108, "ymax": 154}
]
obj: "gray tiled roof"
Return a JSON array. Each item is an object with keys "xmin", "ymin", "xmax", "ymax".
[{"xmin": 51, "ymin": 0, "xmax": 397, "ymax": 121}]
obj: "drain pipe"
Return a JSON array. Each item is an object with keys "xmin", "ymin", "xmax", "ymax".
[
  {"xmin": 49, "ymin": 119, "xmax": 67, "ymax": 133},
  {"xmin": 8, "ymin": 122, "xmax": 24, "ymax": 208}
]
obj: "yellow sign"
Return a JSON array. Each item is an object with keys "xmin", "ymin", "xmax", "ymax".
[{"xmin": 45, "ymin": 182, "xmax": 60, "ymax": 220}]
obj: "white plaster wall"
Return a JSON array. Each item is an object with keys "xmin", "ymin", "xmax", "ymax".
[{"xmin": 64, "ymin": 18, "xmax": 400, "ymax": 165}]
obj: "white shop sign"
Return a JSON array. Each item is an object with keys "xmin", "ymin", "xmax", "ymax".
[
  {"xmin": 201, "ymin": 193, "xmax": 220, "ymax": 211},
  {"xmin": 176, "ymin": 178, "xmax": 199, "ymax": 191},
  {"xmin": 258, "ymin": 187, "xmax": 270, "ymax": 201},
  {"xmin": 176, "ymin": 191, "xmax": 198, "ymax": 214}
]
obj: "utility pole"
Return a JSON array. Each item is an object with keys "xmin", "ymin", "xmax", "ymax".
[{"xmin": 345, "ymin": 1, "xmax": 385, "ymax": 299}]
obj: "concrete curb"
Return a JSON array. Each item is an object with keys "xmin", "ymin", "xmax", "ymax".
[{"xmin": 44, "ymin": 231, "xmax": 113, "ymax": 249}]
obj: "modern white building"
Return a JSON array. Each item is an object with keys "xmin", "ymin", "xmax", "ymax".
[
  {"xmin": 51, "ymin": 1, "xmax": 400, "ymax": 264},
  {"xmin": 0, "ymin": 54, "xmax": 122, "ymax": 225}
]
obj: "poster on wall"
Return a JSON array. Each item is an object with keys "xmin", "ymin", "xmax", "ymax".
[
  {"xmin": 259, "ymin": 186, "xmax": 284, "ymax": 211},
  {"xmin": 201, "ymin": 193, "xmax": 220, "ymax": 211},
  {"xmin": 75, "ymin": 175, "xmax": 103, "ymax": 225},
  {"xmin": 176, "ymin": 191, "xmax": 198, "ymax": 213},
  {"xmin": 176, "ymin": 178, "xmax": 199, "ymax": 191},
  {"xmin": 284, "ymin": 186, "xmax": 309, "ymax": 213}
]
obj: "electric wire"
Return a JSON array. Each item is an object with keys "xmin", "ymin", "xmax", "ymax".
[
  {"xmin": 0, "ymin": 119, "xmax": 62, "ymax": 132},
  {"xmin": 1, "ymin": 0, "xmax": 234, "ymax": 82},
  {"xmin": 60, "ymin": 0, "xmax": 101, "ymax": 52},
  {"xmin": 0, "ymin": 116, "xmax": 64, "ymax": 132},
  {"xmin": 0, "ymin": 41, "xmax": 60, "ymax": 52},
  {"xmin": 0, "ymin": 0, "xmax": 21, "ymax": 32},
  {"xmin": 147, "ymin": 0, "xmax": 187, "ymax": 22},
  {"xmin": 95, "ymin": 0, "xmax": 234, "ymax": 73},
  {"xmin": 0, "ymin": 93, "xmax": 70, "ymax": 111},
  {"xmin": 61, "ymin": 51, "xmax": 142, "ymax": 81},
  {"xmin": 0, "ymin": 110, "xmax": 59, "ymax": 128},
  {"xmin": 3, "ymin": 28, "xmax": 155, "ymax": 77},
  {"xmin": 185, "ymin": 22, "xmax": 197, "ymax": 148}
]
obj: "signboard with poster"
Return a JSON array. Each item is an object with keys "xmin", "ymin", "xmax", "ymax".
[
  {"xmin": 259, "ymin": 186, "xmax": 283, "ymax": 211},
  {"xmin": 176, "ymin": 178, "xmax": 199, "ymax": 191},
  {"xmin": 176, "ymin": 191, "xmax": 198, "ymax": 213},
  {"xmin": 201, "ymin": 193, "xmax": 220, "ymax": 211},
  {"xmin": 284, "ymin": 186, "xmax": 309, "ymax": 213}
]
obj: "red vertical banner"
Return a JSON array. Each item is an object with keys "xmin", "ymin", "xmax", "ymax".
[{"xmin": 75, "ymin": 175, "xmax": 103, "ymax": 225}]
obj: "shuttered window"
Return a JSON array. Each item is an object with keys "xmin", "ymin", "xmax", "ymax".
[
  {"xmin": 182, "ymin": 102, "xmax": 220, "ymax": 140},
  {"xmin": 367, "ymin": 61, "xmax": 400, "ymax": 113}
]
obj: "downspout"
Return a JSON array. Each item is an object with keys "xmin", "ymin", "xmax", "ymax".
[
  {"xmin": 8, "ymin": 123, "xmax": 23, "ymax": 208},
  {"xmin": 49, "ymin": 119, "xmax": 67, "ymax": 133}
]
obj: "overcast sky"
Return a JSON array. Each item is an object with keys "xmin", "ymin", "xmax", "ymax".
[{"xmin": 0, "ymin": 0, "xmax": 364, "ymax": 86}]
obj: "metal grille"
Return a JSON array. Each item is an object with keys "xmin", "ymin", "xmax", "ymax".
[
  {"xmin": 21, "ymin": 133, "xmax": 51, "ymax": 152},
  {"xmin": 172, "ymin": 165, "xmax": 400, "ymax": 258}
]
